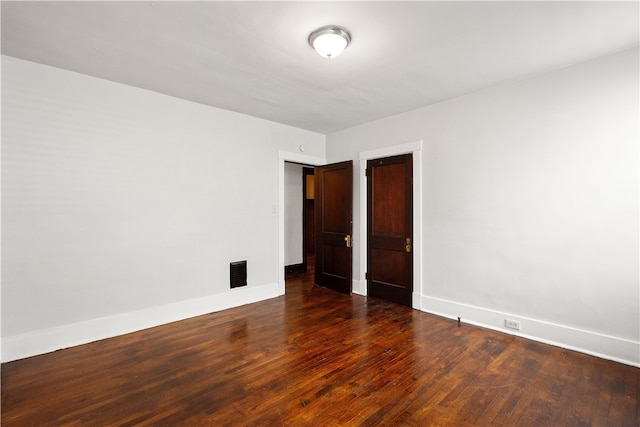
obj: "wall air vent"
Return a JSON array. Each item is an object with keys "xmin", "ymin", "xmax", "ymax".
[{"xmin": 230, "ymin": 261, "xmax": 247, "ymax": 289}]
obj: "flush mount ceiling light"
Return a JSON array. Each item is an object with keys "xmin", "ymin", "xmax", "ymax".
[{"xmin": 308, "ymin": 25, "xmax": 351, "ymax": 59}]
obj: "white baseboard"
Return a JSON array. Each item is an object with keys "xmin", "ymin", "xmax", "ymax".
[
  {"xmin": 1, "ymin": 283, "xmax": 279, "ymax": 363},
  {"xmin": 421, "ymin": 295, "xmax": 640, "ymax": 367},
  {"xmin": 5, "ymin": 286, "xmax": 637, "ymax": 367}
]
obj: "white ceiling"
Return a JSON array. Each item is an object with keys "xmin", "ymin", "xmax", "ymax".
[{"xmin": 2, "ymin": 1, "xmax": 638, "ymax": 134}]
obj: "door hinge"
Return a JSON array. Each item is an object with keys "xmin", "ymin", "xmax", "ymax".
[{"xmin": 365, "ymin": 272, "xmax": 369, "ymax": 280}]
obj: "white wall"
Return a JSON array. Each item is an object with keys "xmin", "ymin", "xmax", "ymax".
[
  {"xmin": 326, "ymin": 48, "xmax": 639, "ymax": 366},
  {"xmin": 284, "ymin": 162, "xmax": 303, "ymax": 266},
  {"xmin": 3, "ymin": 50, "xmax": 638, "ymax": 366},
  {"xmin": 1, "ymin": 56, "xmax": 325, "ymax": 361}
]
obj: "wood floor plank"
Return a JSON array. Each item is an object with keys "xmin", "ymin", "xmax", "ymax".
[{"xmin": 2, "ymin": 260, "xmax": 638, "ymax": 426}]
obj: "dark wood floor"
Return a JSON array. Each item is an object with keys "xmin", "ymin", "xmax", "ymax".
[{"xmin": 2, "ymin": 260, "xmax": 639, "ymax": 426}]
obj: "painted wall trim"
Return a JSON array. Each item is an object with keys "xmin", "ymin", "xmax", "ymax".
[
  {"xmin": 421, "ymin": 295, "xmax": 640, "ymax": 368},
  {"xmin": 358, "ymin": 140, "xmax": 424, "ymax": 162},
  {"xmin": 1, "ymin": 283, "xmax": 279, "ymax": 363},
  {"xmin": 358, "ymin": 140, "xmax": 423, "ymax": 307},
  {"xmin": 277, "ymin": 151, "xmax": 326, "ymax": 295},
  {"xmin": 353, "ymin": 279, "xmax": 366, "ymax": 296},
  {"xmin": 278, "ymin": 151, "xmax": 326, "ymax": 167}
]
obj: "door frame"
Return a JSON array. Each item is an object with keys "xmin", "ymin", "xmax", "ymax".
[
  {"xmin": 278, "ymin": 151, "xmax": 326, "ymax": 296},
  {"xmin": 358, "ymin": 140, "xmax": 423, "ymax": 309}
]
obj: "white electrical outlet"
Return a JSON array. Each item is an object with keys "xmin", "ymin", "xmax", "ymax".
[{"xmin": 505, "ymin": 319, "xmax": 521, "ymax": 330}]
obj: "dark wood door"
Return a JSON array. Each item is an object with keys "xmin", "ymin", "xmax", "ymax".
[
  {"xmin": 314, "ymin": 161, "xmax": 353, "ymax": 294},
  {"xmin": 367, "ymin": 154, "xmax": 413, "ymax": 306}
]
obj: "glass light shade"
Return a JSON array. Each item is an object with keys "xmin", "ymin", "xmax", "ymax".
[
  {"xmin": 309, "ymin": 26, "xmax": 351, "ymax": 59},
  {"xmin": 312, "ymin": 33, "xmax": 348, "ymax": 58}
]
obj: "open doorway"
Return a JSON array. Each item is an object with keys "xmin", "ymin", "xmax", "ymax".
[
  {"xmin": 285, "ymin": 160, "xmax": 354, "ymax": 297},
  {"xmin": 284, "ymin": 162, "xmax": 314, "ymax": 275},
  {"xmin": 277, "ymin": 151, "xmax": 325, "ymax": 296}
]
